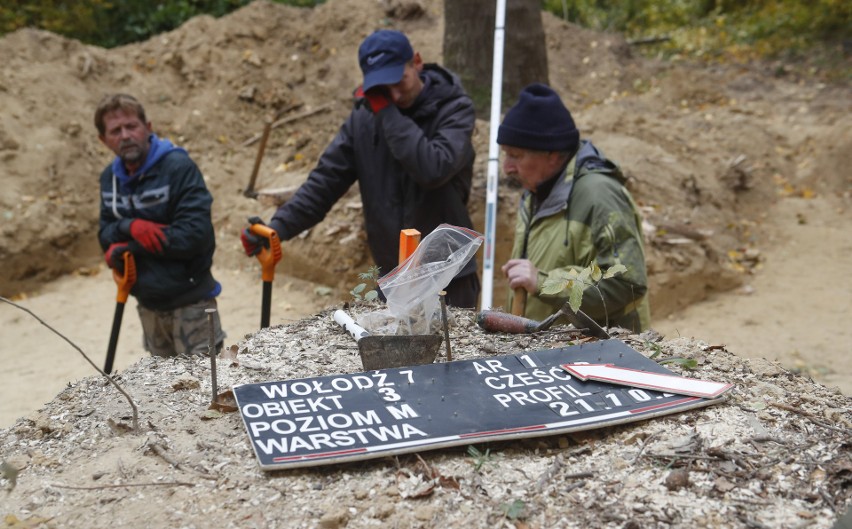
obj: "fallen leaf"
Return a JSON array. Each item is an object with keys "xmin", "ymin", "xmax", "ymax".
[
  {"xmin": 209, "ymin": 389, "xmax": 239, "ymax": 413},
  {"xmin": 714, "ymin": 477, "xmax": 736, "ymax": 492},
  {"xmin": 201, "ymin": 409, "xmax": 224, "ymax": 420}
]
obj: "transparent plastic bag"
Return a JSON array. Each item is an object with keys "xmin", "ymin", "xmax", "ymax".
[{"xmin": 357, "ymin": 224, "xmax": 483, "ymax": 335}]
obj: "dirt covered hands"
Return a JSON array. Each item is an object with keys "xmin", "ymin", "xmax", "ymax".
[
  {"xmin": 96, "ymin": 93, "xmax": 226, "ymax": 357},
  {"xmin": 497, "ymin": 84, "xmax": 651, "ymax": 332},
  {"xmin": 244, "ymin": 29, "xmax": 480, "ymax": 308}
]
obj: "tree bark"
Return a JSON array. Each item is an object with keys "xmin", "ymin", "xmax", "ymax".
[{"xmin": 443, "ymin": 0, "xmax": 549, "ymax": 117}]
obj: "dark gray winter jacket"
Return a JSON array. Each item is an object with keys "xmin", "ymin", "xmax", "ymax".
[{"xmin": 270, "ymin": 64, "xmax": 477, "ymax": 279}]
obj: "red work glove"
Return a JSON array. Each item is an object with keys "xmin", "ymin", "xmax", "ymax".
[
  {"xmin": 104, "ymin": 242, "xmax": 130, "ymax": 272},
  {"xmin": 240, "ymin": 228, "xmax": 265, "ymax": 257},
  {"xmin": 354, "ymin": 85, "xmax": 391, "ymax": 114},
  {"xmin": 129, "ymin": 219, "xmax": 167, "ymax": 254}
]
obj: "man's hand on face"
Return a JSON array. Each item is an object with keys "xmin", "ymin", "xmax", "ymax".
[
  {"xmin": 501, "ymin": 259, "xmax": 539, "ymax": 293},
  {"xmin": 354, "ymin": 85, "xmax": 392, "ymax": 114}
]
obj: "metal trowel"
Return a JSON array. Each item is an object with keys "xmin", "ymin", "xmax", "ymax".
[{"xmin": 333, "ymin": 310, "xmax": 442, "ymax": 371}]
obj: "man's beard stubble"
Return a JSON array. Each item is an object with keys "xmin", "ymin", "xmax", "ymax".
[{"xmin": 119, "ymin": 139, "xmax": 148, "ymax": 166}]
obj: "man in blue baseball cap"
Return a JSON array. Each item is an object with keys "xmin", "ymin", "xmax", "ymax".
[
  {"xmin": 359, "ymin": 29, "xmax": 414, "ymax": 91},
  {"xmin": 242, "ymin": 29, "xmax": 480, "ymax": 308}
]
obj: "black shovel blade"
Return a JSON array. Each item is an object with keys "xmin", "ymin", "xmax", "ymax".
[
  {"xmin": 560, "ymin": 305, "xmax": 610, "ymax": 340},
  {"xmin": 358, "ymin": 334, "xmax": 443, "ymax": 371}
]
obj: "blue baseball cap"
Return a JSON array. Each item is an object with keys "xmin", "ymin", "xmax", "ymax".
[{"xmin": 358, "ymin": 30, "xmax": 414, "ymax": 91}]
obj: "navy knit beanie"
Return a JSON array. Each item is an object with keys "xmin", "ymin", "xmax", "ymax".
[{"xmin": 497, "ymin": 83, "xmax": 579, "ymax": 152}]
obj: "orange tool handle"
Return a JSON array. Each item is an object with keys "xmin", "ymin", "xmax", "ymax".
[
  {"xmin": 249, "ymin": 222, "xmax": 282, "ymax": 282},
  {"xmin": 113, "ymin": 251, "xmax": 137, "ymax": 304},
  {"xmin": 398, "ymin": 228, "xmax": 421, "ymax": 265}
]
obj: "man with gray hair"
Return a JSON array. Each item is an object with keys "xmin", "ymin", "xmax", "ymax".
[{"xmin": 498, "ymin": 83, "xmax": 650, "ymax": 332}]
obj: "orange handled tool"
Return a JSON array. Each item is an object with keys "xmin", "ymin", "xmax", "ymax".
[
  {"xmin": 248, "ymin": 217, "xmax": 282, "ymax": 328},
  {"xmin": 104, "ymin": 251, "xmax": 136, "ymax": 374},
  {"xmin": 398, "ymin": 228, "xmax": 421, "ymax": 264}
]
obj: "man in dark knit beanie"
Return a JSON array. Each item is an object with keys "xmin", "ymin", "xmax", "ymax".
[{"xmin": 498, "ymin": 83, "xmax": 651, "ymax": 333}]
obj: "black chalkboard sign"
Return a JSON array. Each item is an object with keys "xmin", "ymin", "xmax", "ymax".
[{"xmin": 234, "ymin": 339, "xmax": 725, "ymax": 470}]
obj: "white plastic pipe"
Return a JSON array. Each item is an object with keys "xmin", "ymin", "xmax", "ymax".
[{"xmin": 480, "ymin": 0, "xmax": 507, "ymax": 310}]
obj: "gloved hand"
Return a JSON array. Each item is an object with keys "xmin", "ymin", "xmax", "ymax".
[
  {"xmin": 354, "ymin": 85, "xmax": 391, "ymax": 114},
  {"xmin": 104, "ymin": 242, "xmax": 130, "ymax": 272},
  {"xmin": 129, "ymin": 219, "xmax": 167, "ymax": 254},
  {"xmin": 240, "ymin": 228, "xmax": 265, "ymax": 257}
]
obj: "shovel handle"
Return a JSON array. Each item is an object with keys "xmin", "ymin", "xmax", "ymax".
[
  {"xmin": 333, "ymin": 310, "xmax": 370, "ymax": 342},
  {"xmin": 244, "ymin": 119, "xmax": 272, "ymax": 198},
  {"xmin": 113, "ymin": 251, "xmax": 137, "ymax": 303},
  {"xmin": 511, "ymin": 288, "xmax": 526, "ymax": 316},
  {"xmin": 249, "ymin": 221, "xmax": 282, "ymax": 282}
]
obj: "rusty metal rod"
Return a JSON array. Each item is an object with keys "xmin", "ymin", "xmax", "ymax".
[
  {"xmin": 206, "ymin": 308, "xmax": 218, "ymax": 405},
  {"xmin": 439, "ymin": 291, "xmax": 452, "ymax": 362}
]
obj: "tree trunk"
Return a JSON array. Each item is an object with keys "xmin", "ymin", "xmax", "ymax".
[{"xmin": 443, "ymin": 0, "xmax": 549, "ymax": 117}]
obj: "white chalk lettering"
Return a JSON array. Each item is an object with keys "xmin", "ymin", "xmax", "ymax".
[
  {"xmin": 386, "ymin": 403, "xmax": 419, "ymax": 420},
  {"xmin": 253, "ymin": 422, "xmax": 428, "ymax": 455},
  {"xmin": 491, "ymin": 384, "xmax": 593, "ymax": 408},
  {"xmin": 260, "ymin": 380, "xmax": 334, "ymax": 399},
  {"xmin": 246, "ymin": 410, "xmax": 381, "ymax": 441},
  {"xmin": 258, "ymin": 373, "xmax": 400, "ymax": 400},
  {"xmin": 332, "ymin": 378, "xmax": 353, "ymax": 391},
  {"xmin": 255, "ymin": 395, "xmax": 344, "ymax": 417},
  {"xmin": 372, "ymin": 372, "xmax": 391, "ymax": 387},
  {"xmin": 352, "ymin": 375, "xmax": 374, "ymax": 389},
  {"xmin": 484, "ymin": 368, "xmax": 568, "ymax": 390},
  {"xmin": 473, "ymin": 359, "xmax": 509, "ymax": 375}
]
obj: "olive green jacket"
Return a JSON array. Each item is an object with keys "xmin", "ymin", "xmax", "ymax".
[{"xmin": 508, "ymin": 141, "xmax": 651, "ymax": 332}]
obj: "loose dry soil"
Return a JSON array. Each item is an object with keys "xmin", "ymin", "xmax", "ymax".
[{"xmin": 0, "ymin": 1, "xmax": 850, "ymax": 527}]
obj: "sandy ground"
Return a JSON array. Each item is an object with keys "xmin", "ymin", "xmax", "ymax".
[
  {"xmin": 3, "ymin": 189, "xmax": 849, "ymax": 429},
  {"xmin": 656, "ymin": 193, "xmax": 852, "ymax": 395},
  {"xmin": 0, "ymin": 265, "xmax": 329, "ymax": 429}
]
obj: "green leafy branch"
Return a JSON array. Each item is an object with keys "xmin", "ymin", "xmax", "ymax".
[
  {"xmin": 540, "ymin": 261, "xmax": 627, "ymax": 322},
  {"xmin": 540, "ymin": 214, "xmax": 629, "ymax": 327},
  {"xmin": 350, "ymin": 265, "xmax": 380, "ymax": 302}
]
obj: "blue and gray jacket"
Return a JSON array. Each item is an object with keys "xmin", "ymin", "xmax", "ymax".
[{"xmin": 98, "ymin": 134, "xmax": 219, "ymax": 311}]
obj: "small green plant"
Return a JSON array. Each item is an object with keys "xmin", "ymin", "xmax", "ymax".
[
  {"xmin": 659, "ymin": 357, "xmax": 699, "ymax": 370},
  {"xmin": 645, "ymin": 339, "xmax": 698, "ymax": 369},
  {"xmin": 541, "ymin": 261, "xmax": 627, "ymax": 318},
  {"xmin": 540, "ymin": 214, "xmax": 628, "ymax": 326},
  {"xmin": 500, "ymin": 499, "xmax": 527, "ymax": 521},
  {"xmin": 467, "ymin": 445, "xmax": 491, "ymax": 472},
  {"xmin": 350, "ymin": 265, "xmax": 380, "ymax": 302},
  {"xmin": 645, "ymin": 340, "xmax": 664, "ymax": 359}
]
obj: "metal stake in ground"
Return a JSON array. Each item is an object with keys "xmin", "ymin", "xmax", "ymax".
[
  {"xmin": 439, "ymin": 291, "xmax": 452, "ymax": 362},
  {"xmin": 206, "ymin": 308, "xmax": 218, "ymax": 405}
]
